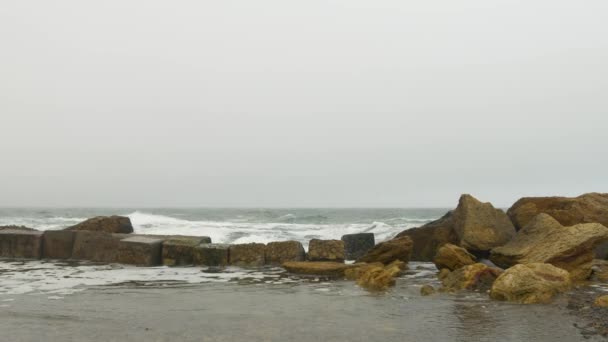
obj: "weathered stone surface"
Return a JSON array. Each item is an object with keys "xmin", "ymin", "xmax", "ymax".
[
  {"xmin": 0, "ymin": 229, "xmax": 43, "ymax": 259},
  {"xmin": 441, "ymin": 263, "xmax": 502, "ymax": 292},
  {"xmin": 356, "ymin": 260, "xmax": 407, "ymax": 291},
  {"xmin": 396, "ymin": 195, "xmax": 515, "ymax": 260},
  {"xmin": 0, "ymin": 225, "xmax": 37, "ymax": 232},
  {"xmin": 117, "ymin": 236, "xmax": 163, "ymax": 266},
  {"xmin": 438, "ymin": 268, "xmax": 451, "ymax": 281},
  {"xmin": 42, "ymin": 230, "xmax": 75, "ymax": 259},
  {"xmin": 490, "ymin": 214, "xmax": 608, "ymax": 280},
  {"xmin": 229, "ymin": 243, "xmax": 266, "ymax": 267},
  {"xmin": 434, "ymin": 243, "xmax": 476, "ymax": 271},
  {"xmin": 420, "ymin": 284, "xmax": 436, "ymax": 296},
  {"xmin": 507, "ymin": 193, "xmax": 608, "ymax": 231},
  {"xmin": 341, "ymin": 233, "xmax": 375, "ymax": 260},
  {"xmin": 72, "ymin": 231, "xmax": 128, "ymax": 263},
  {"xmin": 344, "ymin": 262, "xmax": 385, "ymax": 280},
  {"xmin": 162, "ymin": 237, "xmax": 210, "ymax": 266},
  {"xmin": 307, "ymin": 239, "xmax": 345, "ymax": 262},
  {"xmin": 265, "ymin": 241, "xmax": 306, "ymax": 264},
  {"xmin": 66, "ymin": 216, "xmax": 134, "ymax": 234},
  {"xmin": 591, "ymin": 259, "xmax": 608, "ymax": 282},
  {"xmin": 395, "ymin": 212, "xmax": 459, "ymax": 261},
  {"xmin": 193, "ymin": 243, "xmax": 230, "ymax": 266},
  {"xmin": 283, "ymin": 261, "xmax": 357, "ymax": 277},
  {"xmin": 356, "ymin": 236, "xmax": 413, "ymax": 265},
  {"xmin": 490, "ymin": 263, "xmax": 572, "ymax": 304},
  {"xmin": 594, "ymin": 295, "xmax": 608, "ymax": 307},
  {"xmin": 451, "ymin": 195, "xmax": 516, "ymax": 253}
]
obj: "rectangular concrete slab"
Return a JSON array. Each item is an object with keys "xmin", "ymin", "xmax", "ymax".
[
  {"xmin": 71, "ymin": 231, "xmax": 126, "ymax": 263},
  {"xmin": 0, "ymin": 229, "xmax": 43, "ymax": 259},
  {"xmin": 229, "ymin": 243, "xmax": 266, "ymax": 266},
  {"xmin": 42, "ymin": 230, "xmax": 75, "ymax": 259},
  {"xmin": 265, "ymin": 241, "xmax": 306, "ymax": 264},
  {"xmin": 117, "ymin": 236, "xmax": 163, "ymax": 266},
  {"xmin": 162, "ymin": 237, "xmax": 210, "ymax": 266},
  {"xmin": 193, "ymin": 243, "xmax": 230, "ymax": 266}
]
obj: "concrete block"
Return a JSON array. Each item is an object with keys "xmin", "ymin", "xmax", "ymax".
[
  {"xmin": 0, "ymin": 229, "xmax": 43, "ymax": 259},
  {"xmin": 265, "ymin": 241, "xmax": 306, "ymax": 264},
  {"xmin": 193, "ymin": 243, "xmax": 230, "ymax": 266},
  {"xmin": 307, "ymin": 239, "xmax": 345, "ymax": 262},
  {"xmin": 71, "ymin": 231, "xmax": 127, "ymax": 263},
  {"xmin": 341, "ymin": 233, "xmax": 375, "ymax": 260},
  {"xmin": 229, "ymin": 243, "xmax": 266, "ymax": 266},
  {"xmin": 117, "ymin": 236, "xmax": 163, "ymax": 266},
  {"xmin": 162, "ymin": 236, "xmax": 211, "ymax": 266},
  {"xmin": 42, "ymin": 230, "xmax": 75, "ymax": 259}
]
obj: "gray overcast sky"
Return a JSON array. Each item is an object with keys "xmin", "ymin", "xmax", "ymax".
[{"xmin": 1, "ymin": 0, "xmax": 607, "ymax": 208}]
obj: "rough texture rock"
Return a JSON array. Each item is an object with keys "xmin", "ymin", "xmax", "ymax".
[
  {"xmin": 490, "ymin": 214, "xmax": 608, "ymax": 280},
  {"xmin": 396, "ymin": 194, "xmax": 515, "ymax": 260},
  {"xmin": 434, "ymin": 243, "xmax": 476, "ymax": 271},
  {"xmin": 341, "ymin": 233, "xmax": 375, "ymax": 260},
  {"xmin": 71, "ymin": 231, "xmax": 128, "ymax": 263},
  {"xmin": 282, "ymin": 261, "xmax": 357, "ymax": 277},
  {"xmin": 395, "ymin": 212, "xmax": 459, "ymax": 261},
  {"xmin": 507, "ymin": 193, "xmax": 608, "ymax": 231},
  {"xmin": 66, "ymin": 216, "xmax": 134, "ymax": 234},
  {"xmin": 344, "ymin": 262, "xmax": 385, "ymax": 280},
  {"xmin": 451, "ymin": 194, "xmax": 516, "ymax": 253},
  {"xmin": 307, "ymin": 239, "xmax": 345, "ymax": 262},
  {"xmin": 42, "ymin": 230, "xmax": 75, "ymax": 259},
  {"xmin": 441, "ymin": 263, "xmax": 502, "ymax": 292},
  {"xmin": 0, "ymin": 229, "xmax": 43, "ymax": 259},
  {"xmin": 356, "ymin": 260, "xmax": 407, "ymax": 291},
  {"xmin": 229, "ymin": 243, "xmax": 266, "ymax": 267},
  {"xmin": 193, "ymin": 243, "xmax": 230, "ymax": 266},
  {"xmin": 116, "ymin": 236, "xmax": 163, "ymax": 266},
  {"xmin": 420, "ymin": 284, "xmax": 436, "ymax": 296},
  {"xmin": 490, "ymin": 263, "xmax": 572, "ymax": 304},
  {"xmin": 356, "ymin": 236, "xmax": 413, "ymax": 265},
  {"xmin": 162, "ymin": 237, "xmax": 211, "ymax": 266},
  {"xmin": 438, "ymin": 268, "xmax": 451, "ymax": 281},
  {"xmin": 594, "ymin": 295, "xmax": 608, "ymax": 307},
  {"xmin": 265, "ymin": 241, "xmax": 306, "ymax": 264}
]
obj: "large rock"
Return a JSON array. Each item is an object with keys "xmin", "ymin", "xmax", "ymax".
[
  {"xmin": 356, "ymin": 260, "xmax": 407, "ymax": 291},
  {"xmin": 307, "ymin": 239, "xmax": 345, "ymax": 262},
  {"xmin": 282, "ymin": 261, "xmax": 357, "ymax": 277},
  {"xmin": 71, "ymin": 231, "xmax": 128, "ymax": 263},
  {"xmin": 434, "ymin": 243, "xmax": 476, "ymax": 271},
  {"xmin": 193, "ymin": 243, "xmax": 230, "ymax": 266},
  {"xmin": 265, "ymin": 241, "xmax": 306, "ymax": 264},
  {"xmin": 66, "ymin": 216, "xmax": 134, "ymax": 234},
  {"xmin": 341, "ymin": 233, "xmax": 375, "ymax": 260},
  {"xmin": 356, "ymin": 236, "xmax": 413, "ymax": 265},
  {"xmin": 116, "ymin": 236, "xmax": 163, "ymax": 266},
  {"xmin": 490, "ymin": 263, "xmax": 572, "ymax": 304},
  {"xmin": 441, "ymin": 263, "xmax": 502, "ymax": 292},
  {"xmin": 162, "ymin": 236, "xmax": 211, "ymax": 266},
  {"xmin": 490, "ymin": 214, "xmax": 608, "ymax": 280},
  {"xmin": 229, "ymin": 243, "xmax": 266, "ymax": 267},
  {"xmin": 507, "ymin": 193, "xmax": 608, "ymax": 230},
  {"xmin": 42, "ymin": 230, "xmax": 75, "ymax": 259},
  {"xmin": 395, "ymin": 212, "xmax": 459, "ymax": 261},
  {"xmin": 396, "ymin": 194, "xmax": 515, "ymax": 260},
  {"xmin": 0, "ymin": 229, "xmax": 43, "ymax": 259}
]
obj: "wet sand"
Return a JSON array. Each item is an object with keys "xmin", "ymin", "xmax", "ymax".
[{"xmin": 0, "ymin": 261, "xmax": 605, "ymax": 341}]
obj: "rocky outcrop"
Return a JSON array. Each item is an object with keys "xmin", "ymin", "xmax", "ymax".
[
  {"xmin": 193, "ymin": 243, "xmax": 230, "ymax": 266},
  {"xmin": 490, "ymin": 263, "xmax": 572, "ymax": 304},
  {"xmin": 341, "ymin": 233, "xmax": 375, "ymax": 260},
  {"xmin": 594, "ymin": 295, "xmax": 608, "ymax": 307},
  {"xmin": 434, "ymin": 243, "xmax": 476, "ymax": 271},
  {"xmin": 161, "ymin": 236, "xmax": 211, "ymax": 266},
  {"xmin": 229, "ymin": 243, "xmax": 266, "ymax": 266},
  {"xmin": 42, "ymin": 230, "xmax": 75, "ymax": 259},
  {"xmin": 490, "ymin": 214, "xmax": 608, "ymax": 280},
  {"xmin": 116, "ymin": 236, "xmax": 163, "ymax": 266},
  {"xmin": 344, "ymin": 262, "xmax": 385, "ymax": 280},
  {"xmin": 66, "ymin": 216, "xmax": 134, "ymax": 234},
  {"xmin": 396, "ymin": 195, "xmax": 515, "ymax": 260},
  {"xmin": 0, "ymin": 229, "xmax": 43, "ymax": 259},
  {"xmin": 420, "ymin": 284, "xmax": 436, "ymax": 296},
  {"xmin": 356, "ymin": 260, "xmax": 407, "ymax": 291},
  {"xmin": 307, "ymin": 239, "xmax": 345, "ymax": 262},
  {"xmin": 265, "ymin": 241, "xmax": 306, "ymax": 264},
  {"xmin": 507, "ymin": 193, "xmax": 608, "ymax": 230},
  {"xmin": 356, "ymin": 236, "xmax": 413, "ymax": 265},
  {"xmin": 395, "ymin": 212, "xmax": 459, "ymax": 261},
  {"xmin": 441, "ymin": 263, "xmax": 502, "ymax": 292},
  {"xmin": 282, "ymin": 261, "xmax": 357, "ymax": 277}
]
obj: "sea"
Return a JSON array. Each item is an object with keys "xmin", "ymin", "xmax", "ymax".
[{"xmin": 0, "ymin": 207, "xmax": 447, "ymax": 248}]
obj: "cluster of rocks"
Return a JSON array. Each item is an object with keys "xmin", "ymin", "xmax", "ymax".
[{"xmin": 402, "ymin": 192, "xmax": 608, "ymax": 304}]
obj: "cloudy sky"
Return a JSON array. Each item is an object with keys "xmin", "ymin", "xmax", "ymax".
[{"xmin": 1, "ymin": 0, "xmax": 606, "ymax": 207}]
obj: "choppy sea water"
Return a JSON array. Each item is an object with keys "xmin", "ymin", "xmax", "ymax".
[{"xmin": 0, "ymin": 208, "xmax": 446, "ymax": 247}]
